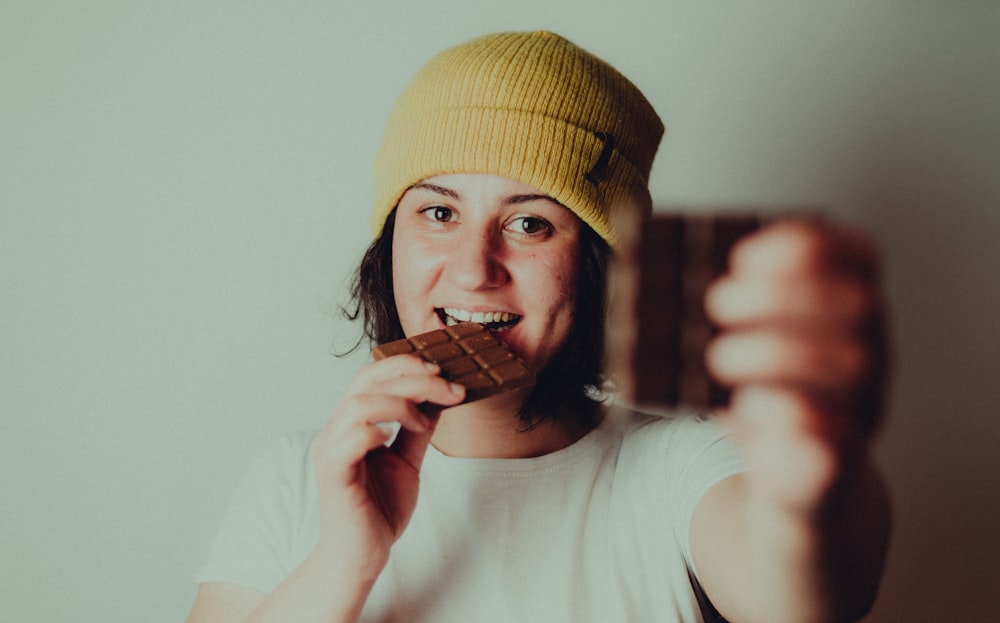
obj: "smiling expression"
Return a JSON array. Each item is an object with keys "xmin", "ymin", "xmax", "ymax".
[{"xmin": 391, "ymin": 174, "xmax": 582, "ymax": 373}]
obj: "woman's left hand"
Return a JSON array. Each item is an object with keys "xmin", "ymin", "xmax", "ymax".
[{"xmin": 704, "ymin": 218, "xmax": 889, "ymax": 512}]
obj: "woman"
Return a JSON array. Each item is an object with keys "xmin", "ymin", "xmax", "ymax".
[{"xmin": 187, "ymin": 31, "xmax": 891, "ymax": 623}]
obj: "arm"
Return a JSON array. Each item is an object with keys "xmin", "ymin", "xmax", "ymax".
[
  {"xmin": 186, "ymin": 355, "xmax": 465, "ymax": 623},
  {"xmin": 186, "ymin": 550, "xmax": 380, "ymax": 623},
  {"xmin": 693, "ymin": 220, "xmax": 893, "ymax": 623},
  {"xmin": 692, "ymin": 453, "xmax": 891, "ymax": 623}
]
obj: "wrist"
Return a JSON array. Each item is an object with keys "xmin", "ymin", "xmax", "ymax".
[{"xmin": 310, "ymin": 537, "xmax": 389, "ymax": 586}]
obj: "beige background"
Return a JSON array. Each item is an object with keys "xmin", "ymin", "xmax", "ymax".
[{"xmin": 2, "ymin": 2, "xmax": 998, "ymax": 621}]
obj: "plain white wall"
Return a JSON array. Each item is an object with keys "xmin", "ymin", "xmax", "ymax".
[{"xmin": 2, "ymin": 2, "xmax": 998, "ymax": 621}]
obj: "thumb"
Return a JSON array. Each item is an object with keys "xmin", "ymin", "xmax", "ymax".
[{"xmin": 392, "ymin": 404, "xmax": 443, "ymax": 471}]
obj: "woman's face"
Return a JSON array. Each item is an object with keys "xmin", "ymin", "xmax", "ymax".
[{"xmin": 391, "ymin": 173, "xmax": 581, "ymax": 373}]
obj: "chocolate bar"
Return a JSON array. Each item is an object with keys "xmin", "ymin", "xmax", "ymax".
[
  {"xmin": 606, "ymin": 211, "xmax": 762, "ymax": 409},
  {"xmin": 373, "ymin": 322, "xmax": 535, "ymax": 403}
]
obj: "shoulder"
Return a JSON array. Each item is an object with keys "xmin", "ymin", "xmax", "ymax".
[
  {"xmin": 245, "ymin": 431, "xmax": 316, "ymax": 480},
  {"xmin": 195, "ymin": 431, "xmax": 321, "ymax": 592},
  {"xmin": 606, "ymin": 406, "xmax": 744, "ymax": 493},
  {"xmin": 615, "ymin": 407, "xmax": 732, "ymax": 456},
  {"xmin": 228, "ymin": 430, "xmax": 319, "ymax": 516}
]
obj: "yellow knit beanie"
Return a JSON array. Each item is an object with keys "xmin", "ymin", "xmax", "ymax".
[{"xmin": 371, "ymin": 31, "xmax": 664, "ymax": 246}]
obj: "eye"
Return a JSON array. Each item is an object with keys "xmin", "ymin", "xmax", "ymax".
[
  {"xmin": 420, "ymin": 205, "xmax": 454, "ymax": 223},
  {"xmin": 507, "ymin": 215, "xmax": 553, "ymax": 237}
]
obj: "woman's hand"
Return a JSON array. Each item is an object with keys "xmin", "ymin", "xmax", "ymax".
[
  {"xmin": 309, "ymin": 354, "xmax": 466, "ymax": 579},
  {"xmin": 705, "ymin": 218, "xmax": 889, "ymax": 512}
]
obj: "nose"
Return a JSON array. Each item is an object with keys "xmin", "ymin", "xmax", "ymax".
[{"xmin": 444, "ymin": 227, "xmax": 509, "ymax": 291}]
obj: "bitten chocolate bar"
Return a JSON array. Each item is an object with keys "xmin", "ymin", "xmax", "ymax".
[
  {"xmin": 606, "ymin": 211, "xmax": 762, "ymax": 410},
  {"xmin": 373, "ymin": 322, "xmax": 535, "ymax": 404}
]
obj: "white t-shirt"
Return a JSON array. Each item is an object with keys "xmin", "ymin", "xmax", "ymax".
[{"xmin": 197, "ymin": 409, "xmax": 744, "ymax": 622}]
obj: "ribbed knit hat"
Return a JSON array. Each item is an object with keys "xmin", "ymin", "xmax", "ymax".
[{"xmin": 371, "ymin": 31, "xmax": 664, "ymax": 246}]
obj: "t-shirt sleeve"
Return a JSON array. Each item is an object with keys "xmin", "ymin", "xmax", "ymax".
[
  {"xmin": 664, "ymin": 418, "xmax": 744, "ymax": 581},
  {"xmin": 195, "ymin": 431, "xmax": 318, "ymax": 593},
  {"xmin": 622, "ymin": 413, "xmax": 745, "ymax": 581}
]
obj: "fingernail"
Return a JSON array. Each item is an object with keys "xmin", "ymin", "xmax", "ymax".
[
  {"xmin": 424, "ymin": 361, "xmax": 440, "ymax": 373},
  {"xmin": 449, "ymin": 382, "xmax": 465, "ymax": 396}
]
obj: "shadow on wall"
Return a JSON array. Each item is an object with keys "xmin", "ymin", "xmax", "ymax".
[{"xmin": 853, "ymin": 106, "xmax": 1000, "ymax": 621}]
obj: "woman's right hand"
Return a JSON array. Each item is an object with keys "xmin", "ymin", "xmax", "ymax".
[
  {"xmin": 187, "ymin": 355, "xmax": 464, "ymax": 623},
  {"xmin": 308, "ymin": 354, "xmax": 466, "ymax": 580}
]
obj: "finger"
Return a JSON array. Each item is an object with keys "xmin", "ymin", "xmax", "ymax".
[
  {"xmin": 360, "ymin": 373, "xmax": 466, "ymax": 409},
  {"xmin": 725, "ymin": 386, "xmax": 842, "ymax": 509},
  {"xmin": 707, "ymin": 328, "xmax": 869, "ymax": 392},
  {"xmin": 312, "ymin": 419, "xmax": 395, "ymax": 485},
  {"xmin": 391, "ymin": 404, "xmax": 443, "ymax": 472},
  {"xmin": 314, "ymin": 396, "xmax": 439, "ymax": 482},
  {"xmin": 348, "ymin": 357, "xmax": 466, "ymax": 409},
  {"xmin": 729, "ymin": 219, "xmax": 881, "ymax": 284},
  {"xmin": 350, "ymin": 354, "xmax": 443, "ymax": 394},
  {"xmin": 728, "ymin": 384, "xmax": 864, "ymax": 447},
  {"xmin": 338, "ymin": 392, "xmax": 443, "ymax": 435},
  {"xmin": 705, "ymin": 273, "xmax": 873, "ymax": 329}
]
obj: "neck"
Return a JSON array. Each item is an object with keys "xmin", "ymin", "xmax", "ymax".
[{"xmin": 430, "ymin": 390, "xmax": 594, "ymax": 459}]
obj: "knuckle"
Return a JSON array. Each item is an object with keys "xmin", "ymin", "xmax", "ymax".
[
  {"xmin": 838, "ymin": 281, "xmax": 870, "ymax": 319},
  {"xmin": 338, "ymin": 393, "xmax": 371, "ymax": 417},
  {"xmin": 832, "ymin": 338, "xmax": 870, "ymax": 387},
  {"xmin": 841, "ymin": 343, "xmax": 865, "ymax": 379}
]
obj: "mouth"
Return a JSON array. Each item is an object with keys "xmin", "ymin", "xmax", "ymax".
[{"xmin": 436, "ymin": 307, "xmax": 522, "ymax": 332}]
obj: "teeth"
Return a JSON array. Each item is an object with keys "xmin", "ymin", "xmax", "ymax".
[{"xmin": 441, "ymin": 308, "xmax": 519, "ymax": 328}]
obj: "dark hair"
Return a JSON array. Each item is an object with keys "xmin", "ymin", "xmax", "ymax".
[
  {"xmin": 342, "ymin": 208, "xmax": 611, "ymax": 431},
  {"xmin": 343, "ymin": 210, "xmax": 405, "ymax": 346}
]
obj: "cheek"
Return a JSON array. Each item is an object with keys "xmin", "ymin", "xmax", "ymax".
[
  {"xmin": 390, "ymin": 236, "xmax": 426, "ymax": 320},
  {"xmin": 392, "ymin": 235, "xmax": 433, "ymax": 284},
  {"xmin": 391, "ymin": 235, "xmax": 449, "ymax": 330},
  {"xmin": 532, "ymin": 252, "xmax": 579, "ymax": 316},
  {"xmin": 551, "ymin": 275, "xmax": 575, "ymax": 311}
]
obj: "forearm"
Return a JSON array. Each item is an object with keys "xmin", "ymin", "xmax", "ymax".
[
  {"xmin": 743, "ymin": 457, "xmax": 892, "ymax": 623},
  {"xmin": 243, "ymin": 547, "xmax": 382, "ymax": 623}
]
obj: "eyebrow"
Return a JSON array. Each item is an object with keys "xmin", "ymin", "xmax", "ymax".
[
  {"xmin": 411, "ymin": 182, "xmax": 460, "ymax": 199},
  {"xmin": 504, "ymin": 193, "xmax": 564, "ymax": 207},
  {"xmin": 410, "ymin": 183, "xmax": 563, "ymax": 208}
]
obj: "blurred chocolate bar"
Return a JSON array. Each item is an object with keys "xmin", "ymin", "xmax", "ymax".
[
  {"xmin": 373, "ymin": 322, "xmax": 535, "ymax": 404},
  {"xmin": 606, "ymin": 211, "xmax": 761, "ymax": 410}
]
